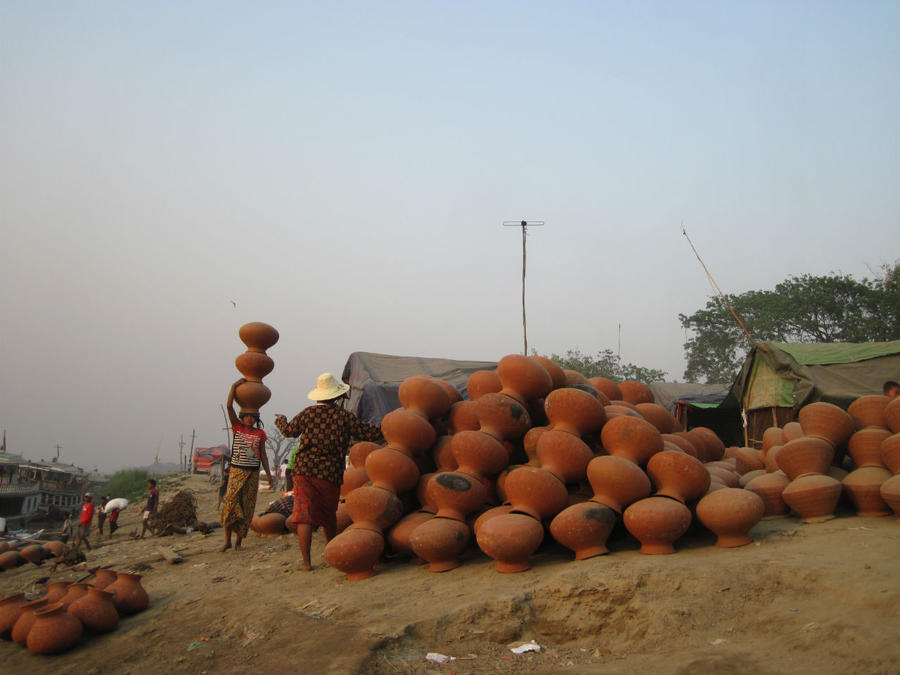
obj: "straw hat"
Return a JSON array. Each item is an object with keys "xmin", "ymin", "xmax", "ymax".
[{"xmin": 308, "ymin": 372, "xmax": 350, "ymax": 401}]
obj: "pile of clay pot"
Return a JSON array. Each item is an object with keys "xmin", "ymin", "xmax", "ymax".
[
  {"xmin": 312, "ymin": 354, "xmax": 774, "ymax": 581},
  {"xmin": 741, "ymin": 395, "xmax": 900, "ymax": 523},
  {"xmin": 0, "ymin": 569, "xmax": 149, "ymax": 655},
  {"xmin": 0, "ymin": 540, "xmax": 67, "ymax": 573}
]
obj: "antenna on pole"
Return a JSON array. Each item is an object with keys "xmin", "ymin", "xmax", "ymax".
[{"xmin": 503, "ymin": 219, "xmax": 545, "ymax": 355}]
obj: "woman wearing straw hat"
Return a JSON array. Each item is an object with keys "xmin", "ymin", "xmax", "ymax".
[{"xmin": 275, "ymin": 372, "xmax": 383, "ymax": 571}]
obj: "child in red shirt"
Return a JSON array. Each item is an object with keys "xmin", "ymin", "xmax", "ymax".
[{"xmin": 76, "ymin": 493, "xmax": 95, "ymax": 551}]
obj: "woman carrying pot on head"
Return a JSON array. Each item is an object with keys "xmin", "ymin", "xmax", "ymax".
[
  {"xmin": 222, "ymin": 378, "xmax": 274, "ymax": 552},
  {"xmin": 275, "ymin": 372, "xmax": 383, "ymax": 571}
]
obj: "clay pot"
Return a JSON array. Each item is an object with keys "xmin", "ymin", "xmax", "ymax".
[
  {"xmin": 341, "ymin": 466, "xmax": 369, "ymax": 497},
  {"xmin": 43, "ymin": 541, "xmax": 67, "ymax": 557},
  {"xmin": 364, "ymin": 447, "xmax": 420, "ymax": 494},
  {"xmin": 398, "ymin": 375, "xmax": 452, "ymax": 420},
  {"xmin": 381, "ymin": 409, "xmax": 437, "ymax": 455},
  {"xmin": 466, "ymin": 370, "xmax": 502, "ymax": 400},
  {"xmin": 798, "ymin": 402, "xmax": 855, "ymax": 447},
  {"xmin": 744, "ymin": 472, "xmax": 790, "ymax": 518},
  {"xmin": 646, "ymin": 451, "xmax": 710, "ymax": 504},
  {"xmin": 623, "ymin": 497, "xmax": 692, "ymax": 554},
  {"xmin": 448, "ymin": 400, "xmax": 480, "ymax": 433},
  {"xmin": 663, "ymin": 433, "xmax": 699, "ymax": 458},
  {"xmin": 386, "ymin": 510, "xmax": 436, "ymax": 557},
  {"xmin": 451, "ymin": 430, "xmax": 509, "ymax": 479},
  {"xmin": 686, "ymin": 427, "xmax": 726, "ymax": 463},
  {"xmin": 848, "ymin": 395, "xmax": 890, "ymax": 429},
  {"xmin": 497, "ymin": 354, "xmax": 553, "ymax": 404},
  {"xmin": 563, "ymin": 369, "xmax": 591, "ymax": 386},
  {"xmin": 882, "ymin": 433, "xmax": 900, "ymax": 474},
  {"xmin": 11, "ymin": 598, "xmax": 48, "ymax": 645},
  {"xmin": 706, "ymin": 465, "xmax": 740, "ymax": 488},
  {"xmin": 68, "ymin": 587, "xmax": 119, "ymax": 633},
  {"xmin": 782, "ymin": 422, "xmax": 804, "ymax": 442},
  {"xmin": 544, "ymin": 387, "xmax": 607, "ymax": 436},
  {"xmin": 618, "ymin": 381, "xmax": 655, "ymax": 405},
  {"xmin": 696, "ymin": 488, "xmax": 765, "ymax": 547},
  {"xmin": 529, "ymin": 355, "xmax": 567, "ymax": 390},
  {"xmin": 536, "ymin": 430, "xmax": 594, "ymax": 484},
  {"xmin": 587, "ymin": 455, "xmax": 652, "ymax": 513},
  {"xmin": 634, "ymin": 403, "xmax": 677, "ymax": 434},
  {"xmin": 344, "ymin": 486, "xmax": 403, "ymax": 531},
  {"xmin": 0, "ymin": 551, "xmax": 24, "ymax": 571},
  {"xmin": 843, "ymin": 467, "xmax": 892, "ymax": 516},
  {"xmin": 601, "ymin": 416, "xmax": 663, "ymax": 466},
  {"xmin": 91, "ymin": 568, "xmax": 118, "ymax": 590},
  {"xmin": 761, "ymin": 427, "xmax": 784, "ymax": 452},
  {"xmin": 425, "ymin": 472, "xmax": 488, "ymax": 521},
  {"xmin": 431, "ymin": 436, "xmax": 457, "ymax": 472},
  {"xmin": 44, "ymin": 582, "xmax": 70, "ymax": 603},
  {"xmin": 26, "ymin": 602, "xmax": 82, "ymax": 655},
  {"xmin": 589, "ymin": 377, "xmax": 623, "ymax": 401},
  {"xmin": 880, "ymin": 474, "xmax": 900, "ymax": 515},
  {"xmin": 234, "ymin": 380, "xmax": 271, "ymax": 414},
  {"xmin": 251, "ymin": 512, "xmax": 287, "ymax": 536},
  {"xmin": 348, "ymin": 441, "xmax": 381, "ymax": 468},
  {"xmin": 335, "ymin": 500, "xmax": 351, "ymax": 533},
  {"xmin": 764, "ymin": 445, "xmax": 783, "ymax": 473},
  {"xmin": 58, "ymin": 583, "xmax": 90, "ymax": 607},
  {"xmin": 408, "ymin": 516, "xmax": 470, "ymax": 573},
  {"xmin": 886, "ymin": 398, "xmax": 900, "ymax": 433},
  {"xmin": 474, "ymin": 393, "xmax": 532, "ymax": 441},
  {"xmin": 475, "ymin": 512, "xmax": 544, "ymax": 573},
  {"xmin": 706, "ymin": 479, "xmax": 728, "ymax": 494},
  {"xmin": 523, "ymin": 426, "xmax": 548, "ymax": 466},
  {"xmin": 0, "ymin": 592, "xmax": 28, "ymax": 637},
  {"xmin": 782, "ymin": 474, "xmax": 842, "ymax": 523},
  {"xmin": 734, "ymin": 448, "xmax": 766, "ymax": 475},
  {"xmin": 106, "ymin": 573, "xmax": 149, "ymax": 615},
  {"xmin": 235, "ymin": 351, "xmax": 275, "ymax": 380},
  {"xmin": 238, "ymin": 321, "xmax": 279, "ymax": 351},
  {"xmin": 549, "ymin": 502, "xmax": 617, "ymax": 560},
  {"xmin": 739, "ymin": 469, "xmax": 766, "ymax": 488},
  {"xmin": 503, "ymin": 466, "xmax": 568, "ymax": 520},
  {"xmin": 776, "ymin": 436, "xmax": 835, "ymax": 479},
  {"xmin": 325, "ymin": 524, "xmax": 385, "ymax": 580},
  {"xmin": 848, "ymin": 428, "xmax": 891, "ymax": 468},
  {"xmin": 0, "ymin": 542, "xmax": 6, "ymax": 554},
  {"xmin": 19, "ymin": 544, "xmax": 49, "ymax": 564},
  {"xmin": 471, "ymin": 505, "xmax": 516, "ymax": 538}
]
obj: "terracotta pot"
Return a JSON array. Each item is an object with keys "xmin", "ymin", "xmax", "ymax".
[
  {"xmin": 474, "ymin": 393, "xmax": 532, "ymax": 441},
  {"xmin": 529, "ymin": 355, "xmax": 567, "ymax": 390},
  {"xmin": 430, "ymin": 436, "xmax": 457, "ymax": 472},
  {"xmin": 251, "ymin": 512, "xmax": 287, "ymax": 536},
  {"xmin": 475, "ymin": 512, "xmax": 544, "ymax": 573},
  {"xmin": 451, "ymin": 430, "xmax": 509, "ymax": 479},
  {"xmin": 386, "ymin": 510, "xmax": 436, "ymax": 557},
  {"xmin": 26, "ymin": 602, "xmax": 82, "ymax": 655},
  {"xmin": 238, "ymin": 321, "xmax": 279, "ymax": 351},
  {"xmin": 503, "ymin": 466, "xmax": 568, "ymax": 520},
  {"xmin": 11, "ymin": 598, "xmax": 48, "ymax": 645},
  {"xmin": 739, "ymin": 469, "xmax": 766, "ymax": 487},
  {"xmin": 106, "ymin": 573, "xmax": 149, "ymax": 615},
  {"xmin": 234, "ymin": 380, "xmax": 271, "ymax": 414},
  {"xmin": 734, "ymin": 448, "xmax": 766, "ymax": 475},
  {"xmin": 843, "ymin": 467, "xmax": 892, "ymax": 516},
  {"xmin": 589, "ymin": 377, "xmax": 622, "ymax": 401},
  {"xmin": 523, "ymin": 426, "xmax": 548, "ymax": 466},
  {"xmin": 782, "ymin": 474, "xmax": 842, "ymax": 523},
  {"xmin": 623, "ymin": 497, "xmax": 692, "ymax": 554},
  {"xmin": 776, "ymin": 436, "xmax": 835, "ymax": 479},
  {"xmin": 706, "ymin": 479, "xmax": 728, "ymax": 494},
  {"xmin": 466, "ymin": 370, "xmax": 502, "ymax": 401},
  {"xmin": 632, "ymin": 403, "xmax": 676, "ymax": 434},
  {"xmin": 496, "ymin": 354, "xmax": 553, "ymax": 404},
  {"xmin": 618, "ymin": 381, "xmax": 655, "ymax": 405},
  {"xmin": 646, "ymin": 451, "xmax": 710, "ymax": 504},
  {"xmin": 664, "ymin": 433, "xmax": 699, "ymax": 458},
  {"xmin": 782, "ymin": 422, "xmax": 804, "ymax": 442},
  {"xmin": 0, "ymin": 542, "xmax": 6, "ymax": 554},
  {"xmin": 234, "ymin": 351, "xmax": 275, "ymax": 380},
  {"xmin": 408, "ymin": 516, "xmax": 470, "ymax": 573},
  {"xmin": 848, "ymin": 428, "xmax": 891, "ymax": 468},
  {"xmin": 848, "ymin": 395, "xmax": 890, "ymax": 429},
  {"xmin": 43, "ymin": 541, "xmax": 67, "ymax": 557},
  {"xmin": 58, "ymin": 583, "xmax": 90, "ymax": 607},
  {"xmin": 882, "ymin": 433, "xmax": 900, "ymax": 474},
  {"xmin": 706, "ymin": 465, "xmax": 740, "ymax": 488},
  {"xmin": 604, "ymin": 404, "xmax": 642, "ymax": 421},
  {"xmin": 364, "ymin": 447, "xmax": 420, "ymax": 494},
  {"xmin": 587, "ymin": 455, "xmax": 652, "ymax": 513},
  {"xmin": 91, "ymin": 568, "xmax": 118, "ymax": 590},
  {"xmin": 696, "ymin": 488, "xmax": 765, "ymax": 547},
  {"xmin": 471, "ymin": 505, "xmax": 516, "ymax": 538},
  {"xmin": 324, "ymin": 525, "xmax": 384, "ymax": 581},
  {"xmin": 879, "ymin": 474, "xmax": 900, "ymax": 515},
  {"xmin": 686, "ymin": 427, "xmax": 726, "ymax": 463},
  {"xmin": 549, "ymin": 502, "xmax": 617, "ymax": 560},
  {"xmin": 19, "ymin": 544, "xmax": 48, "ymax": 564},
  {"xmin": 448, "ymin": 400, "xmax": 480, "ymax": 433},
  {"xmin": 341, "ymin": 466, "xmax": 369, "ymax": 497},
  {"xmin": 544, "ymin": 387, "xmax": 606, "ymax": 437},
  {"xmin": 0, "ymin": 551, "xmax": 24, "ymax": 571},
  {"xmin": 761, "ymin": 427, "xmax": 784, "ymax": 452},
  {"xmin": 798, "ymin": 402, "xmax": 855, "ymax": 447},
  {"xmin": 68, "ymin": 587, "xmax": 119, "ymax": 633},
  {"xmin": 0, "ymin": 592, "xmax": 28, "ymax": 637},
  {"xmin": 601, "ymin": 416, "xmax": 663, "ymax": 466},
  {"xmin": 348, "ymin": 441, "xmax": 381, "ymax": 468},
  {"xmin": 45, "ymin": 582, "xmax": 70, "ymax": 603},
  {"xmin": 335, "ymin": 501, "xmax": 351, "ymax": 534},
  {"xmin": 764, "ymin": 445, "xmax": 783, "ymax": 473},
  {"xmin": 425, "ymin": 471, "xmax": 488, "ymax": 521},
  {"xmin": 344, "ymin": 485, "xmax": 403, "ymax": 531},
  {"xmin": 536, "ymin": 430, "xmax": 593, "ymax": 484},
  {"xmin": 744, "ymin": 472, "xmax": 790, "ymax": 518},
  {"xmin": 398, "ymin": 375, "xmax": 452, "ymax": 420},
  {"xmin": 381, "ymin": 409, "xmax": 437, "ymax": 455},
  {"xmin": 886, "ymin": 398, "xmax": 900, "ymax": 434},
  {"xmin": 563, "ymin": 369, "xmax": 591, "ymax": 386}
]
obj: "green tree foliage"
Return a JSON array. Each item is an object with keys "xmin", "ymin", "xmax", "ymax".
[
  {"xmin": 679, "ymin": 269, "xmax": 900, "ymax": 384},
  {"xmin": 104, "ymin": 468, "xmax": 150, "ymax": 501},
  {"xmin": 538, "ymin": 349, "xmax": 667, "ymax": 383}
]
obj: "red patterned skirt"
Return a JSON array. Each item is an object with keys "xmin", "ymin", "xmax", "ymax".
[{"xmin": 292, "ymin": 474, "xmax": 340, "ymax": 532}]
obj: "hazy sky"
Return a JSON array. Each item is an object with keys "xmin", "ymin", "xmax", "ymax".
[{"xmin": 2, "ymin": 2, "xmax": 898, "ymax": 472}]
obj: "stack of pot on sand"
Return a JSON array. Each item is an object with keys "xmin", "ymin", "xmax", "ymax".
[
  {"xmin": 879, "ymin": 397, "xmax": 900, "ymax": 516},
  {"xmin": 843, "ymin": 395, "xmax": 894, "ymax": 517}
]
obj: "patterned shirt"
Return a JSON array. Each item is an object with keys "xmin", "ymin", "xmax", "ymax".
[
  {"xmin": 231, "ymin": 423, "xmax": 267, "ymax": 470},
  {"xmin": 275, "ymin": 403, "xmax": 383, "ymax": 483}
]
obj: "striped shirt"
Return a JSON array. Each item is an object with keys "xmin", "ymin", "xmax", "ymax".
[{"xmin": 231, "ymin": 423, "xmax": 267, "ymax": 470}]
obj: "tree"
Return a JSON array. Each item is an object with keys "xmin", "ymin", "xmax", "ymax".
[
  {"xmin": 679, "ymin": 268, "xmax": 900, "ymax": 384},
  {"xmin": 265, "ymin": 425, "xmax": 297, "ymax": 468},
  {"xmin": 538, "ymin": 348, "xmax": 667, "ymax": 383}
]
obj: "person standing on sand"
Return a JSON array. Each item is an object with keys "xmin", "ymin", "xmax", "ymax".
[
  {"xmin": 60, "ymin": 512, "xmax": 73, "ymax": 544},
  {"xmin": 75, "ymin": 494, "xmax": 94, "ymax": 551},
  {"xmin": 107, "ymin": 506, "xmax": 121, "ymax": 539},
  {"xmin": 140, "ymin": 479, "xmax": 159, "ymax": 538},
  {"xmin": 221, "ymin": 378, "xmax": 273, "ymax": 552},
  {"xmin": 275, "ymin": 372, "xmax": 383, "ymax": 571},
  {"xmin": 96, "ymin": 495, "xmax": 109, "ymax": 537}
]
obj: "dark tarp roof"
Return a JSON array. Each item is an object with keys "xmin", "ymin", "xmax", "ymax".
[{"xmin": 648, "ymin": 382, "xmax": 730, "ymax": 414}]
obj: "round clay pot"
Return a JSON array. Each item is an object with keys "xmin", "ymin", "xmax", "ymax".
[
  {"xmin": 0, "ymin": 592, "xmax": 28, "ymax": 637},
  {"xmin": 549, "ymin": 502, "xmax": 617, "ymax": 560},
  {"xmin": 764, "ymin": 445, "xmax": 783, "ymax": 473},
  {"xmin": 848, "ymin": 395, "xmax": 890, "ymax": 429},
  {"xmin": 451, "ymin": 430, "xmax": 509, "ymax": 479},
  {"xmin": 324, "ymin": 525, "xmax": 384, "ymax": 581},
  {"xmin": 238, "ymin": 321, "xmax": 279, "ymax": 351},
  {"xmin": 734, "ymin": 448, "xmax": 765, "ymax": 475},
  {"xmin": 448, "ymin": 400, "xmax": 480, "ymax": 433},
  {"xmin": 68, "ymin": 587, "xmax": 119, "ymax": 633},
  {"xmin": 604, "ymin": 404, "xmax": 642, "ymax": 421},
  {"xmin": 848, "ymin": 428, "xmax": 891, "ymax": 468},
  {"xmin": 234, "ymin": 380, "xmax": 271, "ymax": 414},
  {"xmin": 251, "ymin": 512, "xmax": 287, "ymax": 536},
  {"xmin": 587, "ymin": 455, "xmax": 652, "ymax": 513},
  {"xmin": 431, "ymin": 435, "xmax": 457, "ymax": 472},
  {"xmin": 601, "ymin": 416, "xmax": 663, "ymax": 466},
  {"xmin": 19, "ymin": 544, "xmax": 49, "ymax": 564},
  {"xmin": 399, "ymin": 375, "xmax": 452, "ymax": 420},
  {"xmin": 381, "ymin": 409, "xmax": 437, "ymax": 455},
  {"xmin": 782, "ymin": 422, "xmax": 804, "ymax": 442},
  {"xmin": 739, "ymin": 469, "xmax": 766, "ymax": 488},
  {"xmin": 529, "ymin": 355, "xmax": 567, "ymax": 390},
  {"xmin": 706, "ymin": 465, "xmax": 740, "ymax": 488},
  {"xmin": 472, "ymin": 505, "xmax": 516, "ymax": 538},
  {"xmin": 497, "ymin": 354, "xmax": 553, "ymax": 404},
  {"xmin": 744, "ymin": 472, "xmax": 790, "ymax": 518},
  {"xmin": 0, "ymin": 551, "xmax": 24, "ymax": 571},
  {"xmin": 798, "ymin": 402, "xmax": 855, "ymax": 447},
  {"xmin": 349, "ymin": 441, "xmax": 381, "ymax": 468},
  {"xmin": 503, "ymin": 466, "xmax": 568, "ymax": 520},
  {"xmin": 843, "ymin": 467, "xmax": 892, "ymax": 516},
  {"xmin": 782, "ymin": 474, "xmax": 842, "ymax": 523},
  {"xmin": 44, "ymin": 582, "xmax": 70, "ymax": 603},
  {"xmin": 544, "ymin": 387, "xmax": 606, "ymax": 436},
  {"xmin": 776, "ymin": 436, "xmax": 835, "ymax": 479},
  {"xmin": 58, "ymin": 583, "xmax": 90, "ymax": 607},
  {"xmin": 425, "ymin": 471, "xmax": 488, "ymax": 521},
  {"xmin": 26, "ymin": 602, "xmax": 82, "ymax": 655},
  {"xmin": 623, "ymin": 497, "xmax": 692, "ymax": 554},
  {"xmin": 633, "ymin": 403, "xmax": 676, "ymax": 434},
  {"xmin": 589, "ymin": 377, "xmax": 623, "ymax": 401},
  {"xmin": 696, "ymin": 488, "xmax": 765, "ymax": 547},
  {"xmin": 523, "ymin": 426, "xmax": 549, "ymax": 466},
  {"xmin": 664, "ymin": 433, "xmax": 699, "ymax": 458},
  {"xmin": 0, "ymin": 542, "xmax": 6, "ymax": 554},
  {"xmin": 11, "ymin": 598, "xmax": 48, "ymax": 645},
  {"xmin": 409, "ymin": 516, "xmax": 470, "ymax": 573},
  {"xmin": 686, "ymin": 427, "xmax": 726, "ymax": 463},
  {"xmin": 882, "ymin": 433, "xmax": 900, "ymax": 474},
  {"xmin": 106, "ymin": 573, "xmax": 149, "ymax": 615},
  {"xmin": 344, "ymin": 485, "xmax": 403, "ymax": 531},
  {"xmin": 341, "ymin": 466, "xmax": 369, "ymax": 497},
  {"xmin": 563, "ymin": 369, "xmax": 591, "ymax": 386},
  {"xmin": 475, "ymin": 512, "xmax": 544, "ymax": 573},
  {"xmin": 365, "ymin": 447, "xmax": 420, "ymax": 494},
  {"xmin": 536, "ymin": 430, "xmax": 594, "ymax": 484},
  {"xmin": 474, "ymin": 393, "xmax": 532, "ymax": 441},
  {"xmin": 646, "ymin": 451, "xmax": 710, "ymax": 504},
  {"xmin": 886, "ymin": 398, "xmax": 900, "ymax": 434},
  {"xmin": 879, "ymin": 474, "xmax": 900, "ymax": 515},
  {"xmin": 618, "ymin": 381, "xmax": 655, "ymax": 405},
  {"xmin": 761, "ymin": 427, "xmax": 784, "ymax": 452},
  {"xmin": 235, "ymin": 351, "xmax": 275, "ymax": 380},
  {"xmin": 91, "ymin": 568, "xmax": 118, "ymax": 590},
  {"xmin": 386, "ymin": 510, "xmax": 436, "ymax": 557},
  {"xmin": 43, "ymin": 541, "xmax": 67, "ymax": 557},
  {"xmin": 466, "ymin": 370, "xmax": 502, "ymax": 401}
]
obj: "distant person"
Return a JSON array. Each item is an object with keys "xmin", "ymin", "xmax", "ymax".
[
  {"xmin": 221, "ymin": 378, "xmax": 273, "ymax": 552},
  {"xmin": 279, "ymin": 459, "xmax": 290, "ymax": 492},
  {"xmin": 75, "ymin": 494, "xmax": 94, "ymax": 551},
  {"xmin": 884, "ymin": 380, "xmax": 900, "ymax": 399},
  {"xmin": 107, "ymin": 506, "xmax": 121, "ymax": 539},
  {"xmin": 60, "ymin": 512, "xmax": 73, "ymax": 544},
  {"xmin": 96, "ymin": 495, "xmax": 109, "ymax": 536},
  {"xmin": 140, "ymin": 479, "xmax": 159, "ymax": 539},
  {"xmin": 275, "ymin": 372, "xmax": 383, "ymax": 571}
]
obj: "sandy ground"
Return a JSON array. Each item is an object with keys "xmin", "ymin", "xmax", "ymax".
[{"xmin": 1, "ymin": 473, "xmax": 898, "ymax": 675}]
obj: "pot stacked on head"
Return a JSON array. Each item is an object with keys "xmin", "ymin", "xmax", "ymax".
[
  {"xmin": 879, "ymin": 401, "xmax": 900, "ymax": 516},
  {"xmin": 843, "ymin": 395, "xmax": 893, "ymax": 517},
  {"xmin": 233, "ymin": 322, "xmax": 279, "ymax": 414},
  {"xmin": 326, "ymin": 376, "xmax": 451, "ymax": 580}
]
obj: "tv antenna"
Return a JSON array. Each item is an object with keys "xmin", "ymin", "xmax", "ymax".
[{"xmin": 503, "ymin": 219, "xmax": 545, "ymax": 355}]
